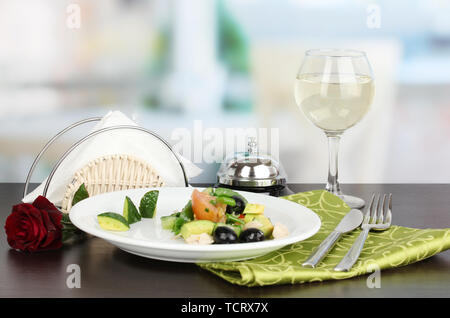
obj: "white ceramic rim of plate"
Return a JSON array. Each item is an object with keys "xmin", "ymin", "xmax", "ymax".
[{"xmin": 69, "ymin": 187, "xmax": 321, "ymax": 252}]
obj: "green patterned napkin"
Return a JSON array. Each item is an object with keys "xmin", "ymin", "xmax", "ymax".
[{"xmin": 199, "ymin": 190, "xmax": 450, "ymax": 286}]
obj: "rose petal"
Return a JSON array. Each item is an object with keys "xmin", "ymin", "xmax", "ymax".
[
  {"xmin": 26, "ymin": 209, "xmax": 47, "ymax": 252},
  {"xmin": 40, "ymin": 210, "xmax": 56, "ymax": 248},
  {"xmin": 32, "ymin": 196, "xmax": 60, "ymax": 214}
]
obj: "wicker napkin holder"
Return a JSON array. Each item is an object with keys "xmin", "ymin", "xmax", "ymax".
[{"xmin": 22, "ymin": 117, "xmax": 188, "ymax": 212}]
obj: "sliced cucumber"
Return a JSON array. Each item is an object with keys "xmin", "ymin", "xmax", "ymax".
[
  {"xmin": 123, "ymin": 196, "xmax": 141, "ymax": 224},
  {"xmin": 97, "ymin": 212, "xmax": 130, "ymax": 231},
  {"xmin": 255, "ymin": 215, "xmax": 274, "ymax": 237},
  {"xmin": 243, "ymin": 203, "xmax": 265, "ymax": 215},
  {"xmin": 180, "ymin": 220, "xmax": 216, "ymax": 240},
  {"xmin": 160, "ymin": 215, "xmax": 178, "ymax": 230},
  {"xmin": 139, "ymin": 190, "xmax": 159, "ymax": 218},
  {"xmin": 244, "ymin": 214, "xmax": 256, "ymax": 223}
]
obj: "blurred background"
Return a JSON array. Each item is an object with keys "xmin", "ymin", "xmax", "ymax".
[{"xmin": 0, "ymin": 0, "xmax": 449, "ymax": 185}]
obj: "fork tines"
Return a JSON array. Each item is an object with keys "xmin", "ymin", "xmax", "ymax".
[{"xmin": 364, "ymin": 193, "xmax": 392, "ymax": 226}]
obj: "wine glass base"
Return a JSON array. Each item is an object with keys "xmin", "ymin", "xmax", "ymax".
[{"xmin": 337, "ymin": 194, "xmax": 365, "ymax": 209}]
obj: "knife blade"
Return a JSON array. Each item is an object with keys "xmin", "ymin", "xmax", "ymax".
[{"xmin": 302, "ymin": 209, "xmax": 363, "ymax": 268}]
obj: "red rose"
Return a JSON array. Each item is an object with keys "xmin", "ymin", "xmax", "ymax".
[{"xmin": 4, "ymin": 196, "xmax": 63, "ymax": 252}]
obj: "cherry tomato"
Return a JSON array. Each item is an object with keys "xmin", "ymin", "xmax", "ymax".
[{"xmin": 191, "ymin": 189, "xmax": 226, "ymax": 222}]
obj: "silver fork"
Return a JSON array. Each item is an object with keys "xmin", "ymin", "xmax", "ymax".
[{"xmin": 334, "ymin": 193, "xmax": 392, "ymax": 272}]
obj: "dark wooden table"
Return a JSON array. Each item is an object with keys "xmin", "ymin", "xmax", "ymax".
[{"xmin": 1, "ymin": 183, "xmax": 449, "ymax": 298}]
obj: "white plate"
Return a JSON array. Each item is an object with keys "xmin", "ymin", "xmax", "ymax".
[{"xmin": 69, "ymin": 187, "xmax": 321, "ymax": 263}]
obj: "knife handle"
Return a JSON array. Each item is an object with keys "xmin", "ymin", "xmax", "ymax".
[
  {"xmin": 302, "ymin": 231, "xmax": 342, "ymax": 268},
  {"xmin": 334, "ymin": 228, "xmax": 370, "ymax": 272}
]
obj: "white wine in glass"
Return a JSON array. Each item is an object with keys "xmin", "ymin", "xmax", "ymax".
[{"xmin": 294, "ymin": 49, "xmax": 374, "ymax": 208}]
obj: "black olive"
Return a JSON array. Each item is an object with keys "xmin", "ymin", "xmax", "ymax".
[
  {"xmin": 240, "ymin": 228, "xmax": 265, "ymax": 243},
  {"xmin": 226, "ymin": 195, "xmax": 246, "ymax": 214},
  {"xmin": 213, "ymin": 226, "xmax": 238, "ymax": 244}
]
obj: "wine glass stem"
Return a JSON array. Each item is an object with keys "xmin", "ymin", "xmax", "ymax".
[{"xmin": 326, "ymin": 133, "xmax": 342, "ymax": 195}]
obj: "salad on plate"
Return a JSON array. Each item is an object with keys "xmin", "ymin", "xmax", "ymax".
[{"xmin": 95, "ymin": 187, "xmax": 289, "ymax": 245}]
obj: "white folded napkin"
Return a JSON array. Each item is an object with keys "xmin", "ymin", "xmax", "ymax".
[{"xmin": 23, "ymin": 111, "xmax": 202, "ymax": 206}]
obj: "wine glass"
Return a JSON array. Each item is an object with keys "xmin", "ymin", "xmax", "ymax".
[{"xmin": 294, "ymin": 49, "xmax": 374, "ymax": 209}]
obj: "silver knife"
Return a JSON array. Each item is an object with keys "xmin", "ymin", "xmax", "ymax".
[{"xmin": 302, "ymin": 209, "xmax": 363, "ymax": 268}]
